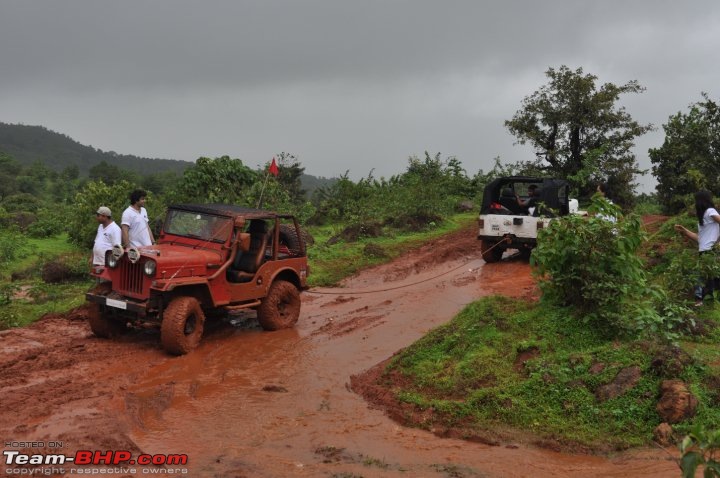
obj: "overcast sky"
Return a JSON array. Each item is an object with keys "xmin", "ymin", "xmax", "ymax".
[{"xmin": 1, "ymin": 1, "xmax": 719, "ymax": 192}]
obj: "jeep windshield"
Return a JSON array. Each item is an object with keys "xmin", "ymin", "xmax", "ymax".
[{"xmin": 164, "ymin": 209, "xmax": 232, "ymax": 243}]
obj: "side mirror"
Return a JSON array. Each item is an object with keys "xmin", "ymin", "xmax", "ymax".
[{"xmin": 237, "ymin": 233, "xmax": 251, "ymax": 252}]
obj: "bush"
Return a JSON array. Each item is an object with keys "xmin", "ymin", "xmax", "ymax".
[
  {"xmin": 531, "ymin": 197, "xmax": 682, "ymax": 339},
  {"xmin": 311, "ymin": 153, "xmax": 473, "ymax": 229},
  {"xmin": 67, "ymin": 180, "xmax": 162, "ymax": 248},
  {"xmin": 0, "ymin": 230, "xmax": 33, "ymax": 267},
  {"xmin": 26, "ymin": 207, "xmax": 69, "ymax": 238},
  {"xmin": 41, "ymin": 252, "xmax": 88, "ymax": 283}
]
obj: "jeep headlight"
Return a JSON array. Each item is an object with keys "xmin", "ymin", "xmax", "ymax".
[
  {"xmin": 107, "ymin": 254, "xmax": 120, "ymax": 269},
  {"xmin": 144, "ymin": 260, "xmax": 157, "ymax": 276}
]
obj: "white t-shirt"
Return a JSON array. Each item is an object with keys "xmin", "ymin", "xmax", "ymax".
[
  {"xmin": 92, "ymin": 221, "xmax": 122, "ymax": 265},
  {"xmin": 121, "ymin": 206, "xmax": 152, "ymax": 247},
  {"xmin": 596, "ymin": 199, "xmax": 618, "ymax": 223},
  {"xmin": 698, "ymin": 207, "xmax": 720, "ymax": 252}
]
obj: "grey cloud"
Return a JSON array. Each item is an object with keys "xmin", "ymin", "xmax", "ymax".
[{"xmin": 1, "ymin": 0, "xmax": 720, "ymax": 191}]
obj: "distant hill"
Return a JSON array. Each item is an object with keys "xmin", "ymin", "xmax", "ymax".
[
  {"xmin": 0, "ymin": 122, "xmax": 337, "ymax": 196},
  {"xmin": 300, "ymin": 173, "xmax": 337, "ymax": 197},
  {"xmin": 0, "ymin": 122, "xmax": 191, "ymax": 176}
]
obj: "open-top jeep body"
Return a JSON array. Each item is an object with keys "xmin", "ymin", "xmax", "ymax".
[
  {"xmin": 477, "ymin": 176, "xmax": 578, "ymax": 262},
  {"xmin": 86, "ymin": 204, "xmax": 309, "ymax": 354}
]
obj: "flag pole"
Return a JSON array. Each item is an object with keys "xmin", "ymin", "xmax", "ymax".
[
  {"xmin": 257, "ymin": 156, "xmax": 279, "ymax": 209},
  {"xmin": 257, "ymin": 170, "xmax": 270, "ymax": 209}
]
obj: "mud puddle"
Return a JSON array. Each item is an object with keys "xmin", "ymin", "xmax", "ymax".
[{"xmin": 0, "ymin": 225, "xmax": 678, "ymax": 477}]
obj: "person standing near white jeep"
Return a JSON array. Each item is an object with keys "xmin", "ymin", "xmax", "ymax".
[
  {"xmin": 121, "ymin": 189, "xmax": 154, "ymax": 248},
  {"xmin": 92, "ymin": 206, "xmax": 122, "ymax": 266}
]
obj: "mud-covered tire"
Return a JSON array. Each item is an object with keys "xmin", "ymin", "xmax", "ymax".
[
  {"xmin": 480, "ymin": 239, "xmax": 503, "ymax": 263},
  {"xmin": 257, "ymin": 280, "xmax": 301, "ymax": 331},
  {"xmin": 88, "ymin": 283, "xmax": 127, "ymax": 338},
  {"xmin": 161, "ymin": 296, "xmax": 206, "ymax": 355}
]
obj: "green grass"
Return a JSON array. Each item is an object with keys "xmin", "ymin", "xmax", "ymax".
[
  {"xmin": 306, "ymin": 212, "xmax": 476, "ymax": 287},
  {"xmin": 0, "ymin": 233, "xmax": 90, "ymax": 329},
  {"xmin": 0, "ymin": 281, "xmax": 93, "ymax": 328},
  {"xmin": 384, "ymin": 296, "xmax": 720, "ymax": 450},
  {"xmin": 1, "ymin": 233, "xmax": 81, "ymax": 275}
]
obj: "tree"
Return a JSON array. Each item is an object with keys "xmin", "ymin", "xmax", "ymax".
[
  {"xmin": 67, "ymin": 180, "xmax": 159, "ymax": 247},
  {"xmin": 649, "ymin": 93, "xmax": 720, "ymax": 213},
  {"xmin": 505, "ymin": 66, "xmax": 653, "ymax": 206},
  {"xmin": 273, "ymin": 152, "xmax": 306, "ymax": 204},
  {"xmin": 0, "ymin": 153, "xmax": 21, "ymax": 201},
  {"xmin": 88, "ymin": 160, "xmax": 139, "ymax": 185},
  {"xmin": 169, "ymin": 155, "xmax": 258, "ymax": 204}
]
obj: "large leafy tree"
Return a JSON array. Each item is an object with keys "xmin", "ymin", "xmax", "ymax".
[
  {"xmin": 649, "ymin": 94, "xmax": 720, "ymax": 213},
  {"xmin": 273, "ymin": 152, "xmax": 306, "ymax": 205},
  {"xmin": 169, "ymin": 155, "xmax": 258, "ymax": 204},
  {"xmin": 505, "ymin": 66, "xmax": 653, "ymax": 206}
]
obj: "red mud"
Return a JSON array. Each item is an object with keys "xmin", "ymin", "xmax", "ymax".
[{"xmin": 0, "ymin": 223, "xmax": 680, "ymax": 477}]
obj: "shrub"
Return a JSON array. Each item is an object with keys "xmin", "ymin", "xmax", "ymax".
[
  {"xmin": 0, "ymin": 230, "xmax": 33, "ymax": 266},
  {"xmin": 26, "ymin": 207, "xmax": 69, "ymax": 238},
  {"xmin": 41, "ymin": 252, "xmax": 88, "ymax": 283},
  {"xmin": 531, "ymin": 197, "xmax": 682, "ymax": 339},
  {"xmin": 67, "ymin": 180, "xmax": 162, "ymax": 248}
]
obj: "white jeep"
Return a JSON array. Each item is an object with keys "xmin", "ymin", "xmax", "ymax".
[{"xmin": 477, "ymin": 177, "xmax": 579, "ymax": 262}]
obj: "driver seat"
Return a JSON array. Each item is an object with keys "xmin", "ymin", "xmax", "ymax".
[
  {"xmin": 227, "ymin": 220, "xmax": 269, "ymax": 283},
  {"xmin": 498, "ymin": 188, "xmax": 521, "ymax": 214}
]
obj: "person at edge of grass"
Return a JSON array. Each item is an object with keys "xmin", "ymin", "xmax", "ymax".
[
  {"xmin": 92, "ymin": 206, "xmax": 122, "ymax": 268},
  {"xmin": 674, "ymin": 189, "xmax": 720, "ymax": 307},
  {"xmin": 121, "ymin": 189, "xmax": 155, "ymax": 249}
]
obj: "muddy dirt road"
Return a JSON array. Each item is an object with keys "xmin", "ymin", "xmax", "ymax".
[{"xmin": 0, "ymin": 224, "xmax": 679, "ymax": 477}]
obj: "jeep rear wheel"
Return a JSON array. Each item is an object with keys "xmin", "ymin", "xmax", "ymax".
[
  {"xmin": 257, "ymin": 280, "xmax": 300, "ymax": 331},
  {"xmin": 88, "ymin": 283, "xmax": 127, "ymax": 338},
  {"xmin": 161, "ymin": 296, "xmax": 205, "ymax": 355},
  {"xmin": 480, "ymin": 240, "xmax": 503, "ymax": 263}
]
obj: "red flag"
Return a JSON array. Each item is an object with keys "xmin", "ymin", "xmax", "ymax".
[{"xmin": 268, "ymin": 157, "xmax": 279, "ymax": 177}]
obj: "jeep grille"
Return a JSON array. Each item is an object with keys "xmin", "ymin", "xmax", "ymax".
[{"xmin": 120, "ymin": 261, "xmax": 144, "ymax": 295}]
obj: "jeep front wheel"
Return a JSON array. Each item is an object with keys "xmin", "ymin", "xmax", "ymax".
[
  {"xmin": 480, "ymin": 240, "xmax": 503, "ymax": 263},
  {"xmin": 161, "ymin": 296, "xmax": 206, "ymax": 355},
  {"xmin": 89, "ymin": 307, "xmax": 128, "ymax": 338},
  {"xmin": 257, "ymin": 280, "xmax": 300, "ymax": 331},
  {"xmin": 88, "ymin": 283, "xmax": 127, "ymax": 338}
]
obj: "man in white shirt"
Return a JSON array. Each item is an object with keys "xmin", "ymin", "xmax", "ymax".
[
  {"xmin": 93, "ymin": 206, "xmax": 122, "ymax": 267},
  {"xmin": 121, "ymin": 189, "xmax": 155, "ymax": 248}
]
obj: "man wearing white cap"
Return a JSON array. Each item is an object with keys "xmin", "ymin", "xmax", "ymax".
[{"xmin": 93, "ymin": 206, "xmax": 122, "ymax": 267}]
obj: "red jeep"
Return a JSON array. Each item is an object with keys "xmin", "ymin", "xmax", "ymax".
[{"xmin": 86, "ymin": 204, "xmax": 309, "ymax": 355}]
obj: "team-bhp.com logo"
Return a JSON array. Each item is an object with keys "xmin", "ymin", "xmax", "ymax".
[{"xmin": 4, "ymin": 449, "xmax": 189, "ymax": 475}]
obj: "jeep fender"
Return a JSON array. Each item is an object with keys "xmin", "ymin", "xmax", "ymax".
[
  {"xmin": 268, "ymin": 268, "xmax": 303, "ymax": 291},
  {"xmin": 154, "ymin": 280, "xmax": 213, "ymax": 309}
]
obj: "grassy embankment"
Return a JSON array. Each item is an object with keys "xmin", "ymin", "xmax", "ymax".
[
  {"xmin": 306, "ymin": 212, "xmax": 476, "ymax": 287},
  {"xmin": 376, "ymin": 210, "xmax": 720, "ymax": 450},
  {"xmin": 0, "ymin": 234, "xmax": 92, "ymax": 328},
  {"xmin": 0, "ymin": 213, "xmax": 477, "ymax": 328}
]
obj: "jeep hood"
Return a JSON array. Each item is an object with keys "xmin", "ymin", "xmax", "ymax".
[{"xmin": 139, "ymin": 244, "xmax": 225, "ymax": 270}]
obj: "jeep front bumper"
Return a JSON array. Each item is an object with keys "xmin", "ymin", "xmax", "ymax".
[{"xmin": 86, "ymin": 293, "xmax": 148, "ymax": 316}]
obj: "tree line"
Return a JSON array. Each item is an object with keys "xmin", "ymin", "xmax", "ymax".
[{"xmin": 1, "ymin": 64, "xmax": 717, "ymax": 250}]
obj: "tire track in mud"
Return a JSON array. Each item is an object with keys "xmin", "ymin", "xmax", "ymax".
[{"xmin": 0, "ymin": 223, "xmax": 678, "ymax": 477}]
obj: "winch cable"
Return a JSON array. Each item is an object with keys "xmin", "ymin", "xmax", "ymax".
[{"xmin": 305, "ymin": 238, "xmax": 509, "ymax": 296}]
